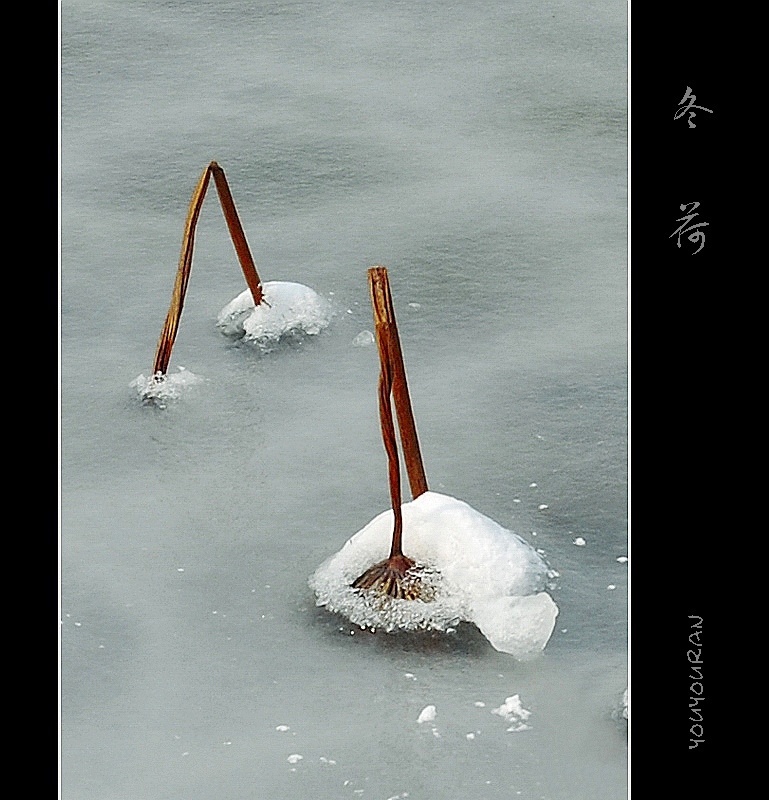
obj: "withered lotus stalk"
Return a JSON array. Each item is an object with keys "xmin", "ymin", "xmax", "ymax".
[
  {"xmin": 151, "ymin": 161, "xmax": 264, "ymax": 378},
  {"xmin": 352, "ymin": 266, "xmax": 432, "ymax": 601}
]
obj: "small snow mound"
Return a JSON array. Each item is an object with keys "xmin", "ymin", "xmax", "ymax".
[
  {"xmin": 216, "ymin": 281, "xmax": 333, "ymax": 346},
  {"xmin": 130, "ymin": 367, "xmax": 205, "ymax": 406},
  {"xmin": 309, "ymin": 491, "xmax": 559, "ymax": 658}
]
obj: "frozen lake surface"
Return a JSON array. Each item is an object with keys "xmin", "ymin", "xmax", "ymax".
[{"xmin": 60, "ymin": 1, "xmax": 628, "ymax": 798}]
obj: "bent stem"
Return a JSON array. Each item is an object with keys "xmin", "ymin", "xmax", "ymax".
[{"xmin": 151, "ymin": 161, "xmax": 264, "ymax": 378}]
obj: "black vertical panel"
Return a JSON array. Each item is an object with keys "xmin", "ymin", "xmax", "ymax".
[{"xmin": 631, "ymin": 7, "xmax": 729, "ymax": 794}]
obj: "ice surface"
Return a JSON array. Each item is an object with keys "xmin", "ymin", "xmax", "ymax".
[
  {"xmin": 309, "ymin": 491, "xmax": 559, "ymax": 659},
  {"xmin": 216, "ymin": 281, "xmax": 333, "ymax": 345},
  {"xmin": 130, "ymin": 366, "xmax": 205, "ymax": 405}
]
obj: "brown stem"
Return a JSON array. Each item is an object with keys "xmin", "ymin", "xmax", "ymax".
[
  {"xmin": 150, "ymin": 161, "xmax": 264, "ymax": 377},
  {"xmin": 368, "ymin": 267, "xmax": 429, "ymax": 499},
  {"xmin": 152, "ymin": 164, "xmax": 212, "ymax": 376},
  {"xmin": 210, "ymin": 162, "xmax": 264, "ymax": 307},
  {"xmin": 375, "ymin": 313, "xmax": 404, "ymax": 559}
]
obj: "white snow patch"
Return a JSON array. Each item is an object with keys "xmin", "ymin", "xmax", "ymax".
[
  {"xmin": 275, "ymin": 725, "xmax": 290, "ymax": 732},
  {"xmin": 491, "ymin": 694, "xmax": 532, "ymax": 732},
  {"xmin": 417, "ymin": 705, "xmax": 437, "ymax": 724},
  {"xmin": 216, "ymin": 281, "xmax": 333, "ymax": 346},
  {"xmin": 573, "ymin": 537, "xmax": 586, "ymax": 546},
  {"xmin": 309, "ymin": 491, "xmax": 559, "ymax": 660},
  {"xmin": 286, "ymin": 754, "xmax": 303, "ymax": 764}
]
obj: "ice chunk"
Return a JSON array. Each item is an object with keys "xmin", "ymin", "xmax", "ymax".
[
  {"xmin": 491, "ymin": 694, "xmax": 532, "ymax": 731},
  {"xmin": 309, "ymin": 491, "xmax": 559, "ymax": 658},
  {"xmin": 473, "ymin": 593, "xmax": 558, "ymax": 661},
  {"xmin": 216, "ymin": 281, "xmax": 333, "ymax": 345},
  {"xmin": 353, "ymin": 330, "xmax": 375, "ymax": 347},
  {"xmin": 417, "ymin": 705, "xmax": 436, "ymax": 724},
  {"xmin": 612, "ymin": 687, "xmax": 629, "ymax": 731}
]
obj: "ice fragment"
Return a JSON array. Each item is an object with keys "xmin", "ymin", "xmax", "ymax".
[{"xmin": 417, "ymin": 705, "xmax": 437, "ymax": 724}]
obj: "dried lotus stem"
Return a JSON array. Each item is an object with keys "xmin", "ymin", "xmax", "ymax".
[
  {"xmin": 151, "ymin": 161, "xmax": 264, "ymax": 377},
  {"xmin": 352, "ymin": 266, "xmax": 432, "ymax": 601}
]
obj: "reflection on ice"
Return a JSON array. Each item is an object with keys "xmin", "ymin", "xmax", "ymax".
[
  {"xmin": 217, "ymin": 280, "xmax": 333, "ymax": 346},
  {"xmin": 310, "ymin": 491, "xmax": 559, "ymax": 660}
]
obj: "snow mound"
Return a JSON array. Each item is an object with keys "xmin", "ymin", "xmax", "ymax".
[
  {"xmin": 216, "ymin": 281, "xmax": 333, "ymax": 345},
  {"xmin": 309, "ymin": 491, "xmax": 559, "ymax": 660},
  {"xmin": 130, "ymin": 366, "xmax": 205, "ymax": 406}
]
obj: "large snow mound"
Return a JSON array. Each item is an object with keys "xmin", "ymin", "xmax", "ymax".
[
  {"xmin": 310, "ymin": 491, "xmax": 559, "ymax": 660},
  {"xmin": 216, "ymin": 281, "xmax": 333, "ymax": 345}
]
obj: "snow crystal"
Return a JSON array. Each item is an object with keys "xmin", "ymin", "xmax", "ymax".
[
  {"xmin": 131, "ymin": 366, "xmax": 205, "ymax": 405},
  {"xmin": 216, "ymin": 281, "xmax": 333, "ymax": 346},
  {"xmin": 417, "ymin": 705, "xmax": 437, "ymax": 724},
  {"xmin": 491, "ymin": 694, "xmax": 532, "ymax": 732},
  {"xmin": 309, "ymin": 491, "xmax": 559, "ymax": 660}
]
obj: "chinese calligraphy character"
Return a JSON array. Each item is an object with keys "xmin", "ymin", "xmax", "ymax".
[
  {"xmin": 670, "ymin": 202, "xmax": 708, "ymax": 254},
  {"xmin": 674, "ymin": 87, "xmax": 713, "ymax": 128}
]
